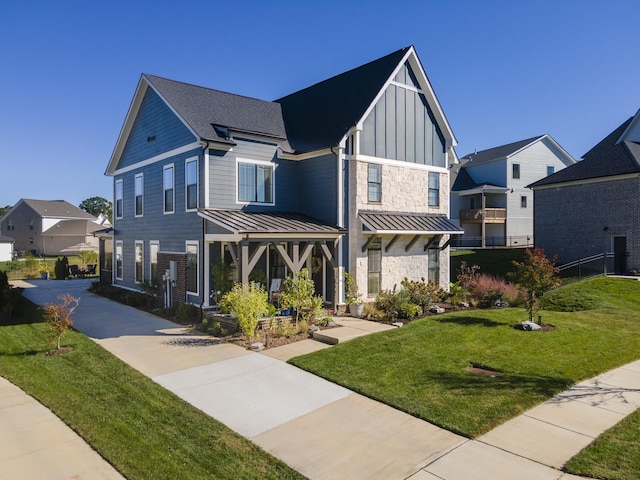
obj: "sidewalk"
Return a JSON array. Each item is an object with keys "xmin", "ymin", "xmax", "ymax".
[{"xmin": 10, "ymin": 278, "xmax": 640, "ymax": 479}]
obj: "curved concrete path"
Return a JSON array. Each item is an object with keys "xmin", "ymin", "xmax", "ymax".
[{"xmin": 9, "ymin": 278, "xmax": 640, "ymax": 479}]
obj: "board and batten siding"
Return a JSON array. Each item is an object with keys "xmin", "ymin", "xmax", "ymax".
[
  {"xmin": 117, "ymin": 88, "xmax": 196, "ymax": 170},
  {"xmin": 360, "ymin": 64, "xmax": 446, "ymax": 168}
]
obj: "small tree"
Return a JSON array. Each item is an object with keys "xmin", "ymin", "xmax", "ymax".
[
  {"xmin": 281, "ymin": 268, "xmax": 320, "ymax": 323},
  {"xmin": 219, "ymin": 282, "xmax": 268, "ymax": 339},
  {"xmin": 511, "ymin": 248, "xmax": 561, "ymax": 323},
  {"xmin": 43, "ymin": 294, "xmax": 79, "ymax": 350},
  {"xmin": 343, "ymin": 271, "xmax": 362, "ymax": 305},
  {"xmin": 78, "ymin": 250, "xmax": 98, "ymax": 269}
]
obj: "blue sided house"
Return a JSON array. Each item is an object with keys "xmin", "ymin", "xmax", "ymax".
[{"xmin": 105, "ymin": 46, "xmax": 463, "ymax": 309}]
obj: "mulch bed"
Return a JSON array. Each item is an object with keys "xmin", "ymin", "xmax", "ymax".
[{"xmin": 44, "ymin": 346, "xmax": 74, "ymax": 356}]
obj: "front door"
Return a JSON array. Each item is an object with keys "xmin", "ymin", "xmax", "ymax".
[{"xmin": 613, "ymin": 236, "xmax": 627, "ymax": 274}]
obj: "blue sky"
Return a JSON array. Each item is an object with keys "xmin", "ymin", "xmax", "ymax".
[{"xmin": 1, "ymin": 0, "xmax": 638, "ymax": 208}]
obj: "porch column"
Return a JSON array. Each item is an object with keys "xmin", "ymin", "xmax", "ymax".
[{"xmin": 481, "ymin": 191, "xmax": 486, "ymax": 248}]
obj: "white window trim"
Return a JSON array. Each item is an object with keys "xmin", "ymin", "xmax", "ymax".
[
  {"xmin": 236, "ymin": 157, "xmax": 276, "ymax": 206},
  {"xmin": 115, "ymin": 240, "xmax": 123, "ymax": 281},
  {"xmin": 134, "ymin": 173, "xmax": 144, "ymax": 218},
  {"xmin": 150, "ymin": 241, "xmax": 159, "ymax": 282},
  {"xmin": 134, "ymin": 240, "xmax": 144, "ymax": 284},
  {"xmin": 186, "ymin": 240, "xmax": 199, "ymax": 296},
  {"xmin": 115, "ymin": 179, "xmax": 123, "ymax": 219},
  {"xmin": 163, "ymin": 164, "xmax": 175, "ymax": 214},
  {"xmin": 185, "ymin": 157, "xmax": 199, "ymax": 212}
]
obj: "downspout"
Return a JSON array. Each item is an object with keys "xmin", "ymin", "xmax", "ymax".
[{"xmin": 201, "ymin": 140, "xmax": 210, "ymax": 305}]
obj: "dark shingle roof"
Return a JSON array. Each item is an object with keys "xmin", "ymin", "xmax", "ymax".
[
  {"xmin": 359, "ymin": 211, "xmax": 463, "ymax": 235},
  {"xmin": 21, "ymin": 199, "xmax": 96, "ymax": 219},
  {"xmin": 451, "ymin": 168, "xmax": 480, "ymax": 191},
  {"xmin": 0, "ymin": 234, "xmax": 14, "ymax": 243},
  {"xmin": 459, "ymin": 135, "xmax": 545, "ymax": 165},
  {"xmin": 144, "ymin": 74, "xmax": 288, "ymax": 144},
  {"xmin": 275, "ymin": 47, "xmax": 410, "ymax": 153},
  {"xmin": 529, "ymin": 118, "xmax": 640, "ymax": 188},
  {"xmin": 198, "ymin": 209, "xmax": 345, "ymax": 235}
]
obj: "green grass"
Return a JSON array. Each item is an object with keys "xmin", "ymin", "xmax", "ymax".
[
  {"xmin": 0, "ymin": 297, "xmax": 303, "ymax": 480},
  {"xmin": 564, "ymin": 408, "xmax": 640, "ymax": 480},
  {"xmin": 290, "ymin": 277, "xmax": 640, "ymax": 442},
  {"xmin": 450, "ymin": 248, "xmax": 526, "ymax": 280}
]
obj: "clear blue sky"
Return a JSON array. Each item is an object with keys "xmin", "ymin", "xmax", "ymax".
[{"xmin": 1, "ymin": 0, "xmax": 638, "ymax": 208}]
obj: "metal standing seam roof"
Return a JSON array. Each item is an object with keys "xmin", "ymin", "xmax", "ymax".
[
  {"xmin": 359, "ymin": 211, "xmax": 463, "ymax": 235},
  {"xmin": 198, "ymin": 209, "xmax": 346, "ymax": 235}
]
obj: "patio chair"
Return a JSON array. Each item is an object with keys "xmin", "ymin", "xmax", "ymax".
[
  {"xmin": 69, "ymin": 264, "xmax": 82, "ymax": 277},
  {"xmin": 85, "ymin": 264, "xmax": 97, "ymax": 276},
  {"xmin": 269, "ymin": 278, "xmax": 283, "ymax": 306}
]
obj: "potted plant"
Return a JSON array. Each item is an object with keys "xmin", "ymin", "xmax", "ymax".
[
  {"xmin": 38, "ymin": 259, "xmax": 50, "ymax": 279},
  {"xmin": 344, "ymin": 271, "xmax": 364, "ymax": 316}
]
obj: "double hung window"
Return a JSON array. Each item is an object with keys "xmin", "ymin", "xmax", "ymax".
[
  {"xmin": 186, "ymin": 241, "xmax": 198, "ymax": 295},
  {"xmin": 134, "ymin": 174, "xmax": 143, "ymax": 217},
  {"xmin": 115, "ymin": 180, "xmax": 123, "ymax": 219},
  {"xmin": 186, "ymin": 158, "xmax": 198, "ymax": 210},
  {"xmin": 428, "ymin": 172, "xmax": 440, "ymax": 206},
  {"xmin": 367, "ymin": 240, "xmax": 382, "ymax": 295},
  {"xmin": 238, "ymin": 161, "xmax": 274, "ymax": 204},
  {"xmin": 135, "ymin": 241, "xmax": 143, "ymax": 283},
  {"xmin": 367, "ymin": 164, "xmax": 381, "ymax": 202},
  {"xmin": 163, "ymin": 165, "xmax": 174, "ymax": 213}
]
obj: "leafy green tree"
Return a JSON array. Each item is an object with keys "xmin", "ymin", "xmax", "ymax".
[
  {"xmin": 220, "ymin": 282, "xmax": 268, "ymax": 339},
  {"xmin": 511, "ymin": 248, "xmax": 561, "ymax": 323},
  {"xmin": 78, "ymin": 250, "xmax": 98, "ymax": 269},
  {"xmin": 0, "ymin": 204, "xmax": 12, "ymax": 216},
  {"xmin": 281, "ymin": 268, "xmax": 321, "ymax": 323},
  {"xmin": 79, "ymin": 196, "xmax": 113, "ymax": 222}
]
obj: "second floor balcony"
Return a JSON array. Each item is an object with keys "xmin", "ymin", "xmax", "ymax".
[{"xmin": 460, "ymin": 208, "xmax": 506, "ymax": 224}]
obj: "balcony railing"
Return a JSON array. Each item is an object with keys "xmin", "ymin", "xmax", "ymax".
[{"xmin": 459, "ymin": 208, "xmax": 506, "ymax": 223}]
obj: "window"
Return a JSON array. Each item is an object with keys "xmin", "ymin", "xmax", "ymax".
[
  {"xmin": 7, "ymin": 220, "xmax": 14, "ymax": 231},
  {"xmin": 547, "ymin": 165, "xmax": 554, "ymax": 176},
  {"xmin": 367, "ymin": 164, "xmax": 381, "ymax": 202},
  {"xmin": 367, "ymin": 240, "xmax": 381, "ymax": 295},
  {"xmin": 115, "ymin": 241, "xmax": 123, "ymax": 280},
  {"xmin": 134, "ymin": 174, "xmax": 143, "ymax": 217},
  {"xmin": 186, "ymin": 158, "xmax": 198, "ymax": 210},
  {"xmin": 150, "ymin": 241, "xmax": 159, "ymax": 283},
  {"xmin": 238, "ymin": 161, "xmax": 274, "ymax": 204},
  {"xmin": 186, "ymin": 241, "xmax": 198, "ymax": 295},
  {"xmin": 135, "ymin": 241, "xmax": 143, "ymax": 283},
  {"xmin": 29, "ymin": 220, "xmax": 34, "ymax": 230},
  {"xmin": 115, "ymin": 180, "xmax": 123, "ymax": 219},
  {"xmin": 163, "ymin": 165, "xmax": 174, "ymax": 213},
  {"xmin": 521, "ymin": 195, "xmax": 527, "ymax": 208},
  {"xmin": 428, "ymin": 172, "xmax": 440, "ymax": 206},
  {"xmin": 428, "ymin": 248, "xmax": 440, "ymax": 283},
  {"xmin": 512, "ymin": 163, "xmax": 520, "ymax": 179}
]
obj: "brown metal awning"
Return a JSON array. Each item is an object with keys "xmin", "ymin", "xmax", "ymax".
[{"xmin": 359, "ymin": 211, "xmax": 464, "ymax": 235}]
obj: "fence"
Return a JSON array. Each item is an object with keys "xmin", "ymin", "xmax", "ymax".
[
  {"xmin": 452, "ymin": 235, "xmax": 533, "ymax": 249},
  {"xmin": 557, "ymin": 253, "xmax": 615, "ymax": 285}
]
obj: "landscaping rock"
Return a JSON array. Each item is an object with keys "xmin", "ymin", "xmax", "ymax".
[
  {"xmin": 429, "ymin": 306, "xmax": 445, "ymax": 314},
  {"xmin": 458, "ymin": 301, "xmax": 470, "ymax": 308},
  {"xmin": 391, "ymin": 322, "xmax": 404, "ymax": 328},
  {"xmin": 250, "ymin": 342, "xmax": 265, "ymax": 351},
  {"xmin": 494, "ymin": 300, "xmax": 509, "ymax": 307},
  {"xmin": 519, "ymin": 321, "xmax": 541, "ymax": 331}
]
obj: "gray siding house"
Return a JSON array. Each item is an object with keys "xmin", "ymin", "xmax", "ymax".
[
  {"xmin": 451, "ymin": 135, "xmax": 576, "ymax": 247},
  {"xmin": 106, "ymin": 46, "xmax": 462, "ymax": 308},
  {"xmin": 529, "ymin": 109, "xmax": 640, "ymax": 273}
]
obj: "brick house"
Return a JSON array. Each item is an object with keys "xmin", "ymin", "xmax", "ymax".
[{"xmin": 529, "ymin": 109, "xmax": 640, "ymax": 273}]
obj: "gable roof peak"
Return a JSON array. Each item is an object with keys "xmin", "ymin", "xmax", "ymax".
[{"xmin": 460, "ymin": 135, "xmax": 546, "ymax": 165}]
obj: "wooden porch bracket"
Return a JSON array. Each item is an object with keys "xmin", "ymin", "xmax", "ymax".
[
  {"xmin": 318, "ymin": 241, "xmax": 338, "ymax": 268},
  {"xmin": 405, "ymin": 234, "xmax": 421, "ymax": 252},
  {"xmin": 440, "ymin": 237, "xmax": 453, "ymax": 250},
  {"xmin": 361, "ymin": 235, "xmax": 378, "ymax": 253},
  {"xmin": 423, "ymin": 235, "xmax": 442, "ymax": 251},
  {"xmin": 275, "ymin": 242, "xmax": 315, "ymax": 274},
  {"xmin": 385, "ymin": 234, "xmax": 400, "ymax": 252},
  {"xmin": 240, "ymin": 241, "xmax": 268, "ymax": 284}
]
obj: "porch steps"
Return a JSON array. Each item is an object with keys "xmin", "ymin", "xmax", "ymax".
[{"xmin": 312, "ymin": 318, "xmax": 396, "ymax": 345}]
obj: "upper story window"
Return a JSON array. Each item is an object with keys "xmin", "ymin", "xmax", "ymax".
[
  {"xmin": 428, "ymin": 172, "xmax": 440, "ymax": 206},
  {"xmin": 186, "ymin": 158, "xmax": 198, "ymax": 211},
  {"xmin": 134, "ymin": 173, "xmax": 144, "ymax": 217},
  {"xmin": 238, "ymin": 160, "xmax": 274, "ymax": 204},
  {"xmin": 163, "ymin": 165, "xmax": 174, "ymax": 214},
  {"xmin": 367, "ymin": 164, "xmax": 381, "ymax": 202},
  {"xmin": 547, "ymin": 165, "xmax": 554, "ymax": 176},
  {"xmin": 115, "ymin": 180, "xmax": 123, "ymax": 219},
  {"xmin": 7, "ymin": 220, "xmax": 14, "ymax": 231},
  {"xmin": 29, "ymin": 220, "xmax": 34, "ymax": 230},
  {"xmin": 512, "ymin": 163, "xmax": 520, "ymax": 179}
]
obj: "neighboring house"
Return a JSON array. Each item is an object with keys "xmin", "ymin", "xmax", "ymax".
[
  {"xmin": 0, "ymin": 234, "xmax": 14, "ymax": 261},
  {"xmin": 105, "ymin": 46, "xmax": 463, "ymax": 308},
  {"xmin": 451, "ymin": 135, "xmax": 576, "ymax": 247},
  {"xmin": 530, "ymin": 109, "xmax": 640, "ymax": 274},
  {"xmin": 0, "ymin": 199, "xmax": 110, "ymax": 256}
]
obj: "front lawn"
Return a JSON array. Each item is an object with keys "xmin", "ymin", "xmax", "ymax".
[
  {"xmin": 290, "ymin": 277, "xmax": 640, "ymax": 439},
  {"xmin": 0, "ymin": 297, "xmax": 303, "ymax": 480}
]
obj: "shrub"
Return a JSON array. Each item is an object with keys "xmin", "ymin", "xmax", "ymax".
[
  {"xmin": 375, "ymin": 289, "xmax": 421, "ymax": 320},
  {"xmin": 457, "ymin": 261, "xmax": 480, "ymax": 288},
  {"xmin": 0, "ymin": 270, "xmax": 22, "ymax": 319},
  {"xmin": 176, "ymin": 303, "xmax": 200, "ymax": 324},
  {"xmin": 220, "ymin": 282, "xmax": 268, "ymax": 339},
  {"xmin": 361, "ymin": 302, "xmax": 385, "ymax": 321},
  {"xmin": 401, "ymin": 277, "xmax": 444, "ymax": 314},
  {"xmin": 469, "ymin": 274, "xmax": 518, "ymax": 308},
  {"xmin": 211, "ymin": 260, "xmax": 235, "ymax": 297}
]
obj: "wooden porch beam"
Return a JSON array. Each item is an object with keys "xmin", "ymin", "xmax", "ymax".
[
  {"xmin": 361, "ymin": 235, "xmax": 378, "ymax": 253},
  {"xmin": 405, "ymin": 234, "xmax": 421, "ymax": 252},
  {"xmin": 385, "ymin": 234, "xmax": 400, "ymax": 252},
  {"xmin": 423, "ymin": 235, "xmax": 442, "ymax": 252},
  {"xmin": 319, "ymin": 242, "xmax": 337, "ymax": 268},
  {"xmin": 275, "ymin": 243, "xmax": 297, "ymax": 273}
]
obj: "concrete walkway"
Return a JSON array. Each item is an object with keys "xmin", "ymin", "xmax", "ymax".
[{"xmin": 7, "ymin": 278, "xmax": 640, "ymax": 479}]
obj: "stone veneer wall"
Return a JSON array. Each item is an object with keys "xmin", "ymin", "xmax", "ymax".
[
  {"xmin": 349, "ymin": 159, "xmax": 451, "ymax": 296},
  {"xmin": 534, "ymin": 177, "xmax": 640, "ymax": 270}
]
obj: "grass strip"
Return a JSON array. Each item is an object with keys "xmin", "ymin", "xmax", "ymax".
[{"xmin": 0, "ymin": 297, "xmax": 304, "ymax": 480}]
